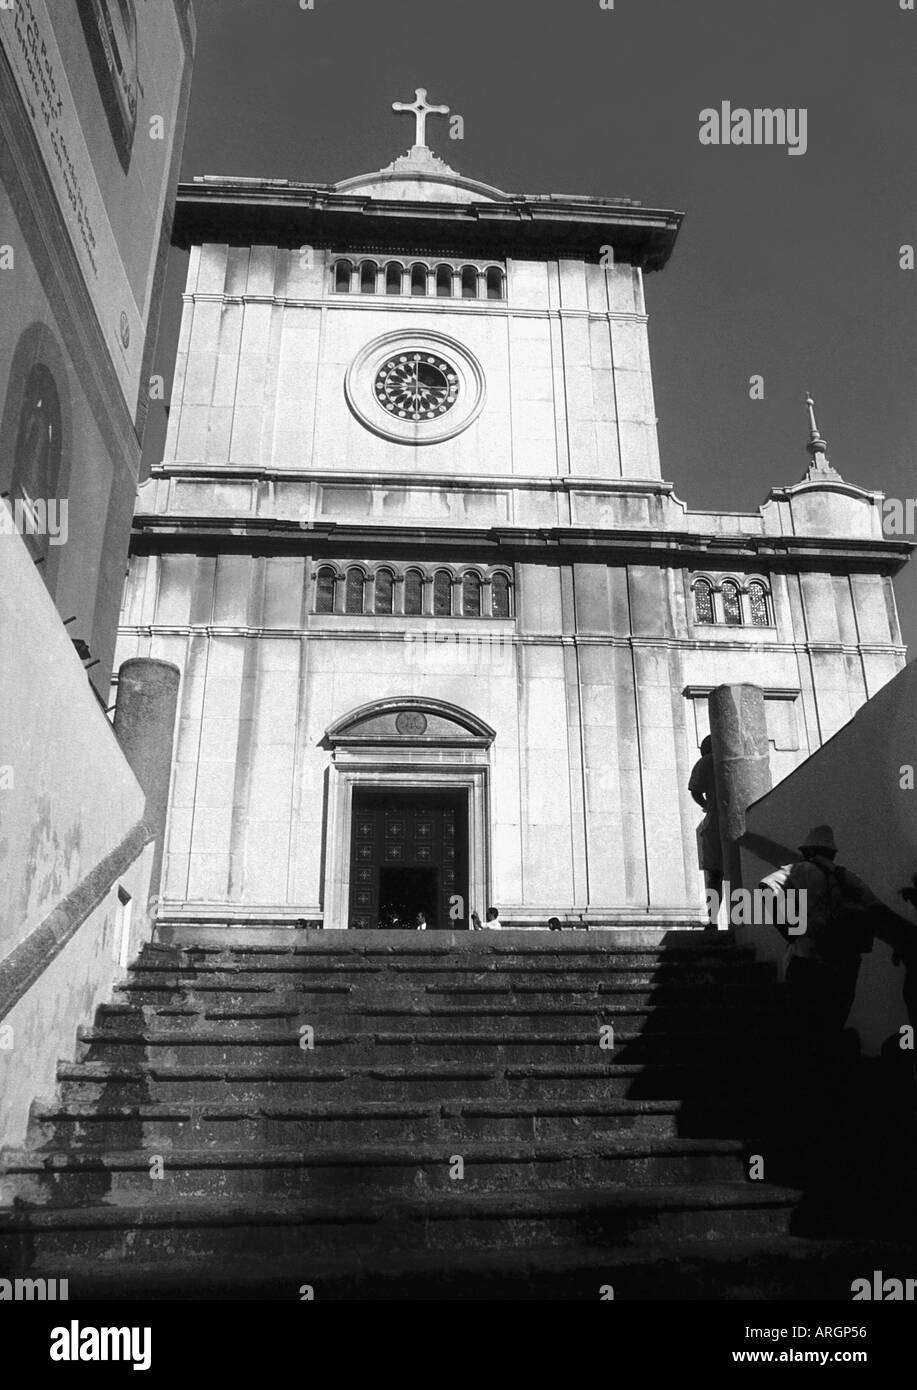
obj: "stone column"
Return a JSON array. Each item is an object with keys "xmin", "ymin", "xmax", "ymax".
[
  {"xmin": 708, "ymin": 683, "xmax": 772, "ymax": 889},
  {"xmin": 113, "ymin": 658, "xmax": 181, "ymax": 901}
]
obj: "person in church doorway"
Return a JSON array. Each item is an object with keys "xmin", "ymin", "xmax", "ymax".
[
  {"xmin": 414, "ymin": 911, "xmax": 428, "ymax": 932},
  {"xmin": 688, "ymin": 735, "xmax": 723, "ymax": 929}
]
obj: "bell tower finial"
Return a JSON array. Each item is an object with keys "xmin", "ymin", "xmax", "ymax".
[
  {"xmin": 392, "ymin": 87, "xmax": 450, "ymax": 151},
  {"xmin": 803, "ymin": 392, "xmax": 840, "ymax": 479}
]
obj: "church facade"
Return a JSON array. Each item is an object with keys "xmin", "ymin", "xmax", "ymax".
[{"xmin": 115, "ymin": 92, "xmax": 910, "ymax": 929}]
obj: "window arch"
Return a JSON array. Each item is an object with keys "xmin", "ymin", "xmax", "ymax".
[
  {"xmin": 693, "ymin": 578, "xmax": 714, "ymax": 625},
  {"xmin": 433, "ymin": 570, "xmax": 452, "ymax": 616},
  {"xmin": 374, "ymin": 567, "xmax": 394, "ymax": 615},
  {"xmin": 334, "ymin": 259, "xmax": 352, "ymax": 293},
  {"xmin": 10, "ymin": 363, "xmax": 63, "ymax": 566},
  {"xmin": 747, "ymin": 581, "xmax": 770, "ymax": 627},
  {"xmin": 345, "ymin": 567, "xmax": 366, "ymax": 614},
  {"xmin": 491, "ymin": 571, "xmax": 511, "ymax": 618},
  {"xmin": 435, "ymin": 264, "xmax": 453, "ymax": 297},
  {"xmin": 460, "ymin": 265, "xmax": 478, "ymax": 299},
  {"xmin": 485, "ymin": 266, "xmax": 504, "ymax": 300},
  {"xmin": 721, "ymin": 579, "xmax": 742, "ymax": 626},
  {"xmin": 310, "ymin": 564, "xmax": 514, "ymax": 620},
  {"xmin": 385, "ymin": 261, "xmax": 403, "ymax": 295},
  {"xmin": 462, "ymin": 571, "xmax": 482, "ymax": 617},
  {"xmin": 359, "ymin": 260, "xmax": 377, "ymax": 294},
  {"xmin": 315, "ymin": 565, "xmax": 337, "ymax": 614},
  {"xmin": 404, "ymin": 568, "xmax": 424, "ymax": 615},
  {"xmin": 410, "ymin": 262, "xmax": 428, "ymax": 296}
]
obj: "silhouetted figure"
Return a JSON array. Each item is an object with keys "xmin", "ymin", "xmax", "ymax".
[
  {"xmin": 760, "ymin": 825, "xmax": 877, "ymax": 1048},
  {"xmin": 688, "ymin": 735, "xmax": 723, "ymax": 926},
  {"xmin": 548, "ymin": 916, "xmax": 562, "ymax": 931},
  {"xmin": 414, "ymin": 911, "xmax": 427, "ymax": 932}
]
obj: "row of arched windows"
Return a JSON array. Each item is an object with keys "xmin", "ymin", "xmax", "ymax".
[
  {"xmin": 314, "ymin": 564, "xmax": 513, "ymax": 618},
  {"xmin": 693, "ymin": 576, "xmax": 771, "ymax": 627},
  {"xmin": 333, "ymin": 258, "xmax": 505, "ymax": 300}
]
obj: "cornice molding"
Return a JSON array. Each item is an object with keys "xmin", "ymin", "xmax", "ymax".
[{"xmin": 129, "ymin": 515, "xmax": 912, "ymax": 571}]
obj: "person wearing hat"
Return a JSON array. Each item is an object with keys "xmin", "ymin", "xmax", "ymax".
[{"xmin": 760, "ymin": 825, "xmax": 878, "ymax": 1043}]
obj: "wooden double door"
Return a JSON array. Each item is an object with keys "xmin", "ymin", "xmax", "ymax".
[{"xmin": 348, "ymin": 789, "xmax": 469, "ymax": 930}]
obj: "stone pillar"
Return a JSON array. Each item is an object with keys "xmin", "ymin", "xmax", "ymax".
[
  {"xmin": 708, "ymin": 683, "xmax": 772, "ymax": 889},
  {"xmin": 113, "ymin": 658, "xmax": 181, "ymax": 901}
]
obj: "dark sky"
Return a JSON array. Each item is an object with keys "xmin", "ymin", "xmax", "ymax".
[{"xmin": 146, "ymin": 0, "xmax": 917, "ymax": 648}]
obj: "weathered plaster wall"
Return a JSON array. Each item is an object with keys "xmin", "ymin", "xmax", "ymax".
[
  {"xmin": 0, "ymin": 535, "xmax": 146, "ymax": 940},
  {"xmin": 0, "ymin": 532, "xmax": 153, "ymax": 1146},
  {"xmin": 0, "ymin": 841, "xmax": 153, "ymax": 1149}
]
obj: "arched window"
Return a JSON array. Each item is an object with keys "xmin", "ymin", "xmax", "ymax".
[
  {"xmin": 491, "ymin": 572, "xmax": 511, "ymax": 618},
  {"xmin": 721, "ymin": 579, "xmax": 742, "ymax": 626},
  {"xmin": 11, "ymin": 363, "xmax": 62, "ymax": 566},
  {"xmin": 693, "ymin": 579, "xmax": 714, "ymax": 625},
  {"xmin": 435, "ymin": 264, "xmax": 453, "ymax": 297},
  {"xmin": 345, "ymin": 567, "xmax": 365, "ymax": 614},
  {"xmin": 315, "ymin": 566, "xmax": 337, "ymax": 614},
  {"xmin": 460, "ymin": 265, "xmax": 478, "ymax": 299},
  {"xmin": 404, "ymin": 569, "xmax": 424, "ymax": 615},
  {"xmin": 334, "ymin": 260, "xmax": 352, "ymax": 293},
  {"xmin": 462, "ymin": 571, "xmax": 482, "ymax": 617},
  {"xmin": 433, "ymin": 570, "xmax": 452, "ymax": 616},
  {"xmin": 385, "ymin": 262, "xmax": 403, "ymax": 295},
  {"xmin": 359, "ymin": 260, "xmax": 377, "ymax": 294},
  {"xmin": 374, "ymin": 567, "xmax": 394, "ymax": 615},
  {"xmin": 410, "ymin": 263, "xmax": 428, "ymax": 296},
  {"xmin": 748, "ymin": 581, "xmax": 770, "ymax": 627},
  {"xmin": 485, "ymin": 267, "xmax": 504, "ymax": 300}
]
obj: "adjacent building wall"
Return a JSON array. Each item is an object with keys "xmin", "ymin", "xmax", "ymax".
[{"xmin": 740, "ymin": 660, "xmax": 917, "ymax": 1055}]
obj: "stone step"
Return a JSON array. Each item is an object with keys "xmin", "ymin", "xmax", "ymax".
[
  {"xmin": 92, "ymin": 1001, "xmax": 783, "ymax": 1035},
  {"xmin": 54, "ymin": 1057, "xmax": 819, "ymax": 1105},
  {"xmin": 27, "ymin": 1094, "xmax": 797, "ymax": 1148},
  {"xmin": 112, "ymin": 982, "xmax": 778, "ymax": 1012},
  {"xmin": 6, "ymin": 1232, "xmax": 913, "ymax": 1301},
  {"xmin": 136, "ymin": 943, "xmax": 752, "ymax": 964},
  {"xmin": 152, "ymin": 926, "xmax": 721, "ymax": 951},
  {"xmin": 73, "ymin": 1026, "xmax": 797, "ymax": 1071},
  {"xmin": 0, "ymin": 1136, "xmax": 762, "ymax": 1206},
  {"xmin": 0, "ymin": 1182, "xmax": 802, "ymax": 1266}
]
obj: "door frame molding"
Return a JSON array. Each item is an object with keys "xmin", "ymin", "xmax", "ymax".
[{"xmin": 323, "ymin": 754, "xmax": 489, "ymax": 930}]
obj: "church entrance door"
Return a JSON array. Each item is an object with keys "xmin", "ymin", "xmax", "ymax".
[{"xmin": 348, "ymin": 789, "xmax": 468, "ymax": 929}]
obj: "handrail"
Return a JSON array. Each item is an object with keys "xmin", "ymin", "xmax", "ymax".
[{"xmin": 0, "ymin": 818, "xmax": 156, "ymax": 1024}]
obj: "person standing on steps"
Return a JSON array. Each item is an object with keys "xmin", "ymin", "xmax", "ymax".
[
  {"xmin": 414, "ymin": 911, "xmax": 427, "ymax": 932},
  {"xmin": 759, "ymin": 825, "xmax": 878, "ymax": 1049},
  {"xmin": 688, "ymin": 735, "xmax": 723, "ymax": 929}
]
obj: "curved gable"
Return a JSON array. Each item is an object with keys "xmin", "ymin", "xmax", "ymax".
[{"xmin": 325, "ymin": 697, "xmax": 495, "ymax": 747}]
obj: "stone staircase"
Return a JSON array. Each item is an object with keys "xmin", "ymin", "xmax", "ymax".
[{"xmin": 1, "ymin": 926, "xmax": 915, "ymax": 1299}]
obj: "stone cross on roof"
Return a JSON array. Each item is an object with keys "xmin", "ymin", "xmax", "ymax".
[{"xmin": 392, "ymin": 87, "xmax": 450, "ymax": 149}]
